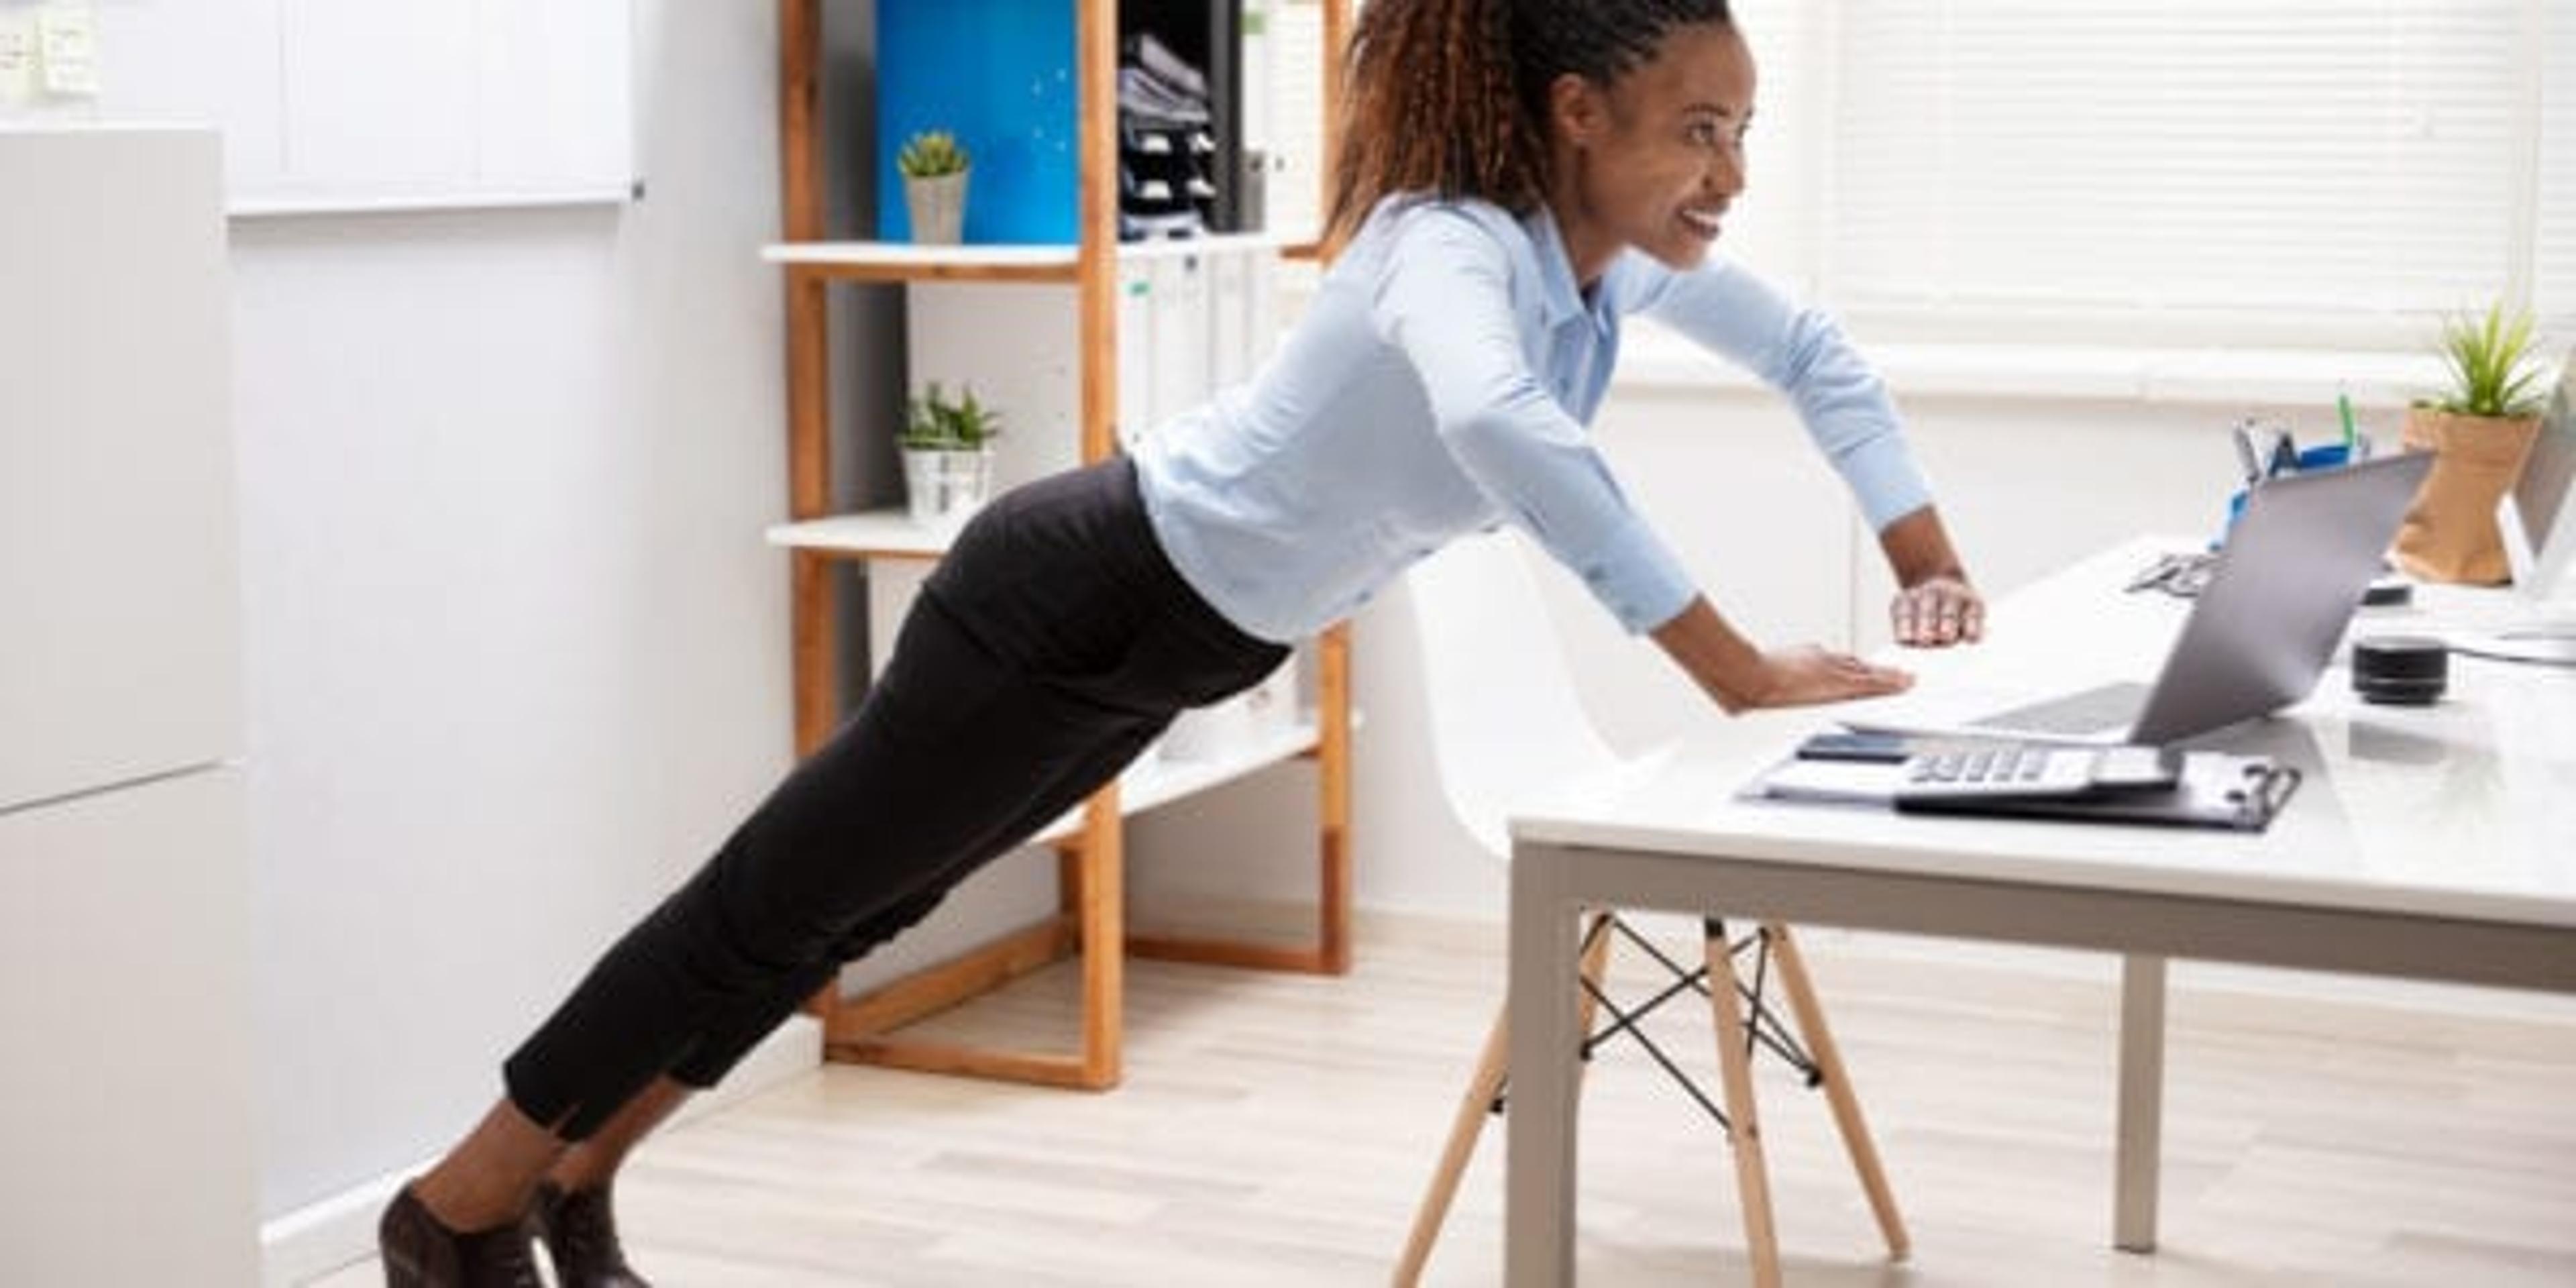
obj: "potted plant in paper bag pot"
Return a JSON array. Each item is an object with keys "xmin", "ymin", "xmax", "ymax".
[
  {"xmin": 897, "ymin": 129, "xmax": 970, "ymax": 245},
  {"xmin": 900, "ymin": 381, "xmax": 1001, "ymax": 530},
  {"xmin": 2394, "ymin": 303, "xmax": 2551, "ymax": 584}
]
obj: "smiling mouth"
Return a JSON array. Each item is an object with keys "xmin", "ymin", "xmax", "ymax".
[{"xmin": 1681, "ymin": 208, "xmax": 1725, "ymax": 238}]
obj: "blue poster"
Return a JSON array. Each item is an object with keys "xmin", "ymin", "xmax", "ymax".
[{"xmin": 878, "ymin": 0, "xmax": 1078, "ymax": 244}]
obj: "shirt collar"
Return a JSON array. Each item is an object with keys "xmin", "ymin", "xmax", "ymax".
[{"xmin": 1520, "ymin": 203, "xmax": 1614, "ymax": 336}]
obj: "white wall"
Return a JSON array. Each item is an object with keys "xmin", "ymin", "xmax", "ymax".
[{"xmin": 233, "ymin": 0, "xmax": 790, "ymax": 1219}]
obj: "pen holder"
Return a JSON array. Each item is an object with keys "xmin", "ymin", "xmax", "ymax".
[{"xmin": 2222, "ymin": 440, "xmax": 2367, "ymax": 539}]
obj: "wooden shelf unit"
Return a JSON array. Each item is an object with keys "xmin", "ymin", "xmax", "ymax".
[{"xmin": 773, "ymin": 0, "xmax": 1356, "ymax": 1090}]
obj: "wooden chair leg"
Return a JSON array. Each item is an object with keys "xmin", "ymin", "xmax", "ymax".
[
  {"xmin": 1393, "ymin": 1003, "xmax": 1508, "ymax": 1287},
  {"xmin": 1706, "ymin": 920, "xmax": 1784, "ymax": 1288},
  {"xmin": 1393, "ymin": 913, "xmax": 1618, "ymax": 1287},
  {"xmin": 1764, "ymin": 923, "xmax": 1909, "ymax": 1260}
]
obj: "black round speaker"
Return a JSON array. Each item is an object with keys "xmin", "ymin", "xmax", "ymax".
[{"xmin": 2353, "ymin": 635, "xmax": 2449, "ymax": 706}]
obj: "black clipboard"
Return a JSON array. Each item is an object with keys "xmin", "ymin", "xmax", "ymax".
[
  {"xmin": 1891, "ymin": 752, "xmax": 2301, "ymax": 832},
  {"xmin": 1743, "ymin": 749, "xmax": 2302, "ymax": 833}
]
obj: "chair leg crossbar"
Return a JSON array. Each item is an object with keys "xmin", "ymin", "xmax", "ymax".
[
  {"xmin": 1394, "ymin": 912, "xmax": 1910, "ymax": 1287},
  {"xmin": 1495, "ymin": 916, "xmax": 1821, "ymax": 1130}
]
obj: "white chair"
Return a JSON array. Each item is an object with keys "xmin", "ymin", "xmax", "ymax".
[{"xmin": 1393, "ymin": 531, "xmax": 1908, "ymax": 1288}]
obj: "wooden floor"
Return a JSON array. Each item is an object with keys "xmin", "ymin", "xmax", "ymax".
[{"xmin": 316, "ymin": 914, "xmax": 2576, "ymax": 1286}]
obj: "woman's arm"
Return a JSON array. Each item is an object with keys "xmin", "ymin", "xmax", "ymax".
[
  {"xmin": 1376, "ymin": 207, "xmax": 1699, "ymax": 634},
  {"xmin": 1627, "ymin": 256, "xmax": 1983, "ymax": 651},
  {"xmin": 1625, "ymin": 257, "xmax": 1934, "ymax": 533}
]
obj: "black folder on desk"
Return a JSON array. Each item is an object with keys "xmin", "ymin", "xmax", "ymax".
[{"xmin": 1746, "ymin": 751, "xmax": 2300, "ymax": 833}]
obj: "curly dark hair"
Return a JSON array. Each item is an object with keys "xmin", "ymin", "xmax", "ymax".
[{"xmin": 1326, "ymin": 0, "xmax": 1735, "ymax": 246}]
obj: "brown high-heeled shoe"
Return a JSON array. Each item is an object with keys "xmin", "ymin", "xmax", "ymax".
[
  {"xmin": 530, "ymin": 1179, "xmax": 653, "ymax": 1287},
  {"xmin": 376, "ymin": 1186, "xmax": 542, "ymax": 1288}
]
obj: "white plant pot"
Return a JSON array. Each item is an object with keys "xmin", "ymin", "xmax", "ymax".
[
  {"xmin": 901, "ymin": 446, "xmax": 993, "ymax": 531},
  {"xmin": 904, "ymin": 170, "xmax": 969, "ymax": 245}
]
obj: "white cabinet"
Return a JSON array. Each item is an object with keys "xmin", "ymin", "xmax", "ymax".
[
  {"xmin": 0, "ymin": 769, "xmax": 259, "ymax": 1285},
  {"xmin": 0, "ymin": 127, "xmax": 255, "ymax": 1285},
  {"xmin": 1, "ymin": 127, "xmax": 241, "ymax": 810}
]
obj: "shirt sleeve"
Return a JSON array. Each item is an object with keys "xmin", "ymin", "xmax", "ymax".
[
  {"xmin": 1371, "ymin": 207, "xmax": 1700, "ymax": 634},
  {"xmin": 1627, "ymin": 255, "xmax": 1935, "ymax": 531}
]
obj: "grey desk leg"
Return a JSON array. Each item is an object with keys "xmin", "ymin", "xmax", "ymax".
[
  {"xmin": 2114, "ymin": 953, "xmax": 2167, "ymax": 1252},
  {"xmin": 1506, "ymin": 844, "xmax": 1584, "ymax": 1287}
]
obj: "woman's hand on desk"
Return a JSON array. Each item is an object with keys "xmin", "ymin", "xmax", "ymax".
[
  {"xmin": 1652, "ymin": 598, "xmax": 1915, "ymax": 712},
  {"xmin": 1750, "ymin": 645, "xmax": 1916, "ymax": 709},
  {"xmin": 1892, "ymin": 574, "xmax": 1986, "ymax": 647}
]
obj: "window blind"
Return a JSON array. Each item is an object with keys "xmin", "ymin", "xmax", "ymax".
[
  {"xmin": 1712, "ymin": 0, "xmax": 1821, "ymax": 289},
  {"xmin": 1818, "ymin": 1, "xmax": 2561, "ymax": 341},
  {"xmin": 2540, "ymin": 3, "xmax": 2576, "ymax": 327}
]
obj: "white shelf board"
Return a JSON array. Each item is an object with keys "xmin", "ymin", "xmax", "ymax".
[
  {"xmin": 759, "ymin": 231, "xmax": 1297, "ymax": 271},
  {"xmin": 1029, "ymin": 715, "xmax": 1329, "ymax": 846},
  {"xmin": 761, "ymin": 241, "xmax": 1080, "ymax": 271},
  {"xmin": 229, "ymin": 184, "xmax": 636, "ymax": 219},
  {"xmin": 766, "ymin": 510, "xmax": 953, "ymax": 560}
]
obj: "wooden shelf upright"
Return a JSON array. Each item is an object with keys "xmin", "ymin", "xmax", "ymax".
[{"xmin": 771, "ymin": 0, "xmax": 1355, "ymax": 1089}]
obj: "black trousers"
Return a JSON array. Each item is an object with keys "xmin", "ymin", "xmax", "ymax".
[{"xmin": 502, "ymin": 458, "xmax": 1287, "ymax": 1138}]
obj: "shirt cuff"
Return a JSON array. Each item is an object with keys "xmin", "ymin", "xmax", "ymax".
[
  {"xmin": 1840, "ymin": 440, "xmax": 1937, "ymax": 533},
  {"xmin": 1569, "ymin": 517, "xmax": 1701, "ymax": 634}
]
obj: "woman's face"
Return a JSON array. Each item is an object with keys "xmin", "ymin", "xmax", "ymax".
[{"xmin": 1550, "ymin": 22, "xmax": 1755, "ymax": 274}]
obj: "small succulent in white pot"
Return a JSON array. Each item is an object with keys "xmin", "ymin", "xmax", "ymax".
[{"xmin": 896, "ymin": 130, "xmax": 970, "ymax": 245}]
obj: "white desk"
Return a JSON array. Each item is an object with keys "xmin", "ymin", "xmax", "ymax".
[{"xmin": 1503, "ymin": 540, "xmax": 2576, "ymax": 1285}]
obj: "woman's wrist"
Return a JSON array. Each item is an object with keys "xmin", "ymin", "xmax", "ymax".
[
  {"xmin": 1878, "ymin": 504, "xmax": 1972, "ymax": 588},
  {"xmin": 1649, "ymin": 597, "xmax": 1768, "ymax": 713}
]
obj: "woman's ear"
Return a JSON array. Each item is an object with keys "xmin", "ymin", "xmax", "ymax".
[{"xmin": 1548, "ymin": 72, "xmax": 1609, "ymax": 149}]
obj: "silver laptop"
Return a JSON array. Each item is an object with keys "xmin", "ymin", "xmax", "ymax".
[{"xmin": 1842, "ymin": 450, "xmax": 2436, "ymax": 747}]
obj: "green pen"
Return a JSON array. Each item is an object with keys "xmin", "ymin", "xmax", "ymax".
[{"xmin": 2337, "ymin": 385, "xmax": 2358, "ymax": 455}]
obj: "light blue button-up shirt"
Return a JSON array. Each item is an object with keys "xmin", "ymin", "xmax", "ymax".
[{"xmin": 1134, "ymin": 196, "xmax": 1933, "ymax": 643}]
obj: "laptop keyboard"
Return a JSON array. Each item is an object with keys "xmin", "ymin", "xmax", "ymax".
[{"xmin": 1972, "ymin": 681, "xmax": 2151, "ymax": 736}]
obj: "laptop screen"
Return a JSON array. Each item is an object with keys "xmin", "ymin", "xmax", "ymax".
[{"xmin": 2500, "ymin": 354, "xmax": 2576, "ymax": 597}]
